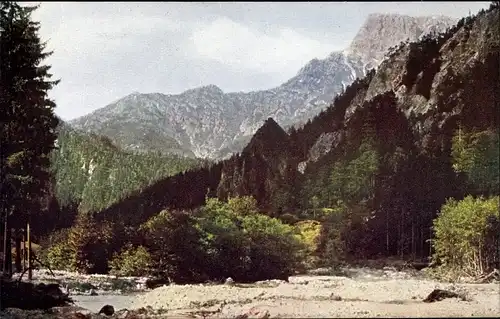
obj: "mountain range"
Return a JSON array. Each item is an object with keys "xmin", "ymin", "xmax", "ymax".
[{"xmin": 69, "ymin": 13, "xmax": 456, "ymax": 160}]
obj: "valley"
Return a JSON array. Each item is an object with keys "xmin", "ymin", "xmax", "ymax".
[{"xmin": 1, "ymin": 2, "xmax": 499, "ymax": 318}]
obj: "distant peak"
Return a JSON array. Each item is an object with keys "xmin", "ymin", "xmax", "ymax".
[
  {"xmin": 184, "ymin": 84, "xmax": 224, "ymax": 95},
  {"xmin": 348, "ymin": 12, "xmax": 454, "ymax": 63},
  {"xmin": 199, "ymin": 84, "xmax": 223, "ymax": 93},
  {"xmin": 296, "ymin": 58, "xmax": 323, "ymax": 76},
  {"xmin": 365, "ymin": 12, "xmax": 409, "ymax": 20}
]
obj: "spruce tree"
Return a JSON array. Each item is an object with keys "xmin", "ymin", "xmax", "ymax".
[{"xmin": 0, "ymin": 1, "xmax": 59, "ymax": 276}]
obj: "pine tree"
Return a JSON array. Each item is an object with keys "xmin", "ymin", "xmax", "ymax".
[{"xmin": 0, "ymin": 1, "xmax": 59, "ymax": 276}]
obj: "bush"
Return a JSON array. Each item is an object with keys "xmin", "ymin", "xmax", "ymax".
[
  {"xmin": 68, "ymin": 213, "xmax": 113, "ymax": 274},
  {"xmin": 198, "ymin": 197, "xmax": 305, "ymax": 282},
  {"xmin": 46, "ymin": 242, "xmax": 73, "ymax": 271},
  {"xmin": 315, "ymin": 204, "xmax": 349, "ymax": 267},
  {"xmin": 39, "ymin": 228, "xmax": 72, "ymax": 270},
  {"xmin": 123, "ymin": 196, "xmax": 306, "ymax": 283},
  {"xmin": 432, "ymin": 196, "xmax": 499, "ymax": 277},
  {"xmin": 140, "ymin": 210, "xmax": 209, "ymax": 284},
  {"xmin": 294, "ymin": 220, "xmax": 322, "ymax": 268},
  {"xmin": 109, "ymin": 245, "xmax": 153, "ymax": 277},
  {"xmin": 240, "ymin": 213, "xmax": 305, "ymax": 281}
]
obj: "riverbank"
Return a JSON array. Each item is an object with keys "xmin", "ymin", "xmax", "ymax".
[{"xmin": 3, "ymin": 266, "xmax": 499, "ymax": 318}]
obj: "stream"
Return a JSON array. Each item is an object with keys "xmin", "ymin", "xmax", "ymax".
[{"xmin": 72, "ymin": 293, "xmax": 143, "ymax": 313}]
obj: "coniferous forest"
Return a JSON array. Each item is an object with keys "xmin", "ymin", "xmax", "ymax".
[{"xmin": 1, "ymin": 1, "xmax": 499, "ymax": 287}]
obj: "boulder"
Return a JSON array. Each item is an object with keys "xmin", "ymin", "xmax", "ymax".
[
  {"xmin": 98, "ymin": 305, "xmax": 115, "ymax": 316},
  {"xmin": 423, "ymin": 289, "xmax": 466, "ymax": 303},
  {"xmin": 0, "ymin": 278, "xmax": 73, "ymax": 310}
]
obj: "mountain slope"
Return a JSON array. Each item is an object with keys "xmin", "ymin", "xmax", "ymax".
[
  {"xmin": 49, "ymin": 124, "xmax": 205, "ymax": 216},
  {"xmin": 69, "ymin": 13, "xmax": 455, "ymax": 160},
  {"xmin": 92, "ymin": 4, "xmax": 499, "ymax": 253}
]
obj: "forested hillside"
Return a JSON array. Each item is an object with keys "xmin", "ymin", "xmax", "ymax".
[
  {"xmin": 39, "ymin": 125, "xmax": 206, "ymax": 235},
  {"xmin": 42, "ymin": 3, "xmax": 499, "ymax": 283}
]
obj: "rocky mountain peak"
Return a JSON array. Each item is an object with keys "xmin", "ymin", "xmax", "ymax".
[
  {"xmin": 185, "ymin": 84, "xmax": 224, "ymax": 96},
  {"xmin": 348, "ymin": 13, "xmax": 455, "ymax": 64},
  {"xmin": 242, "ymin": 117, "xmax": 289, "ymax": 157}
]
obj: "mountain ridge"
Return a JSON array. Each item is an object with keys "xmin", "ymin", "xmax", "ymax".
[{"xmin": 69, "ymin": 13, "xmax": 456, "ymax": 160}]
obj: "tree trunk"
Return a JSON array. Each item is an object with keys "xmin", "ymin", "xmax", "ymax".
[
  {"xmin": 399, "ymin": 208, "xmax": 404, "ymax": 259},
  {"xmin": 386, "ymin": 209, "xmax": 389, "ymax": 254},
  {"xmin": 15, "ymin": 233, "xmax": 22, "ymax": 273},
  {"xmin": 27, "ymin": 222, "xmax": 32, "ymax": 281},
  {"xmin": 420, "ymin": 227, "xmax": 424, "ymax": 259},
  {"xmin": 411, "ymin": 212, "xmax": 416, "ymax": 260},
  {"xmin": 4, "ymin": 218, "xmax": 12, "ymax": 277},
  {"xmin": 22, "ymin": 232, "xmax": 26, "ymax": 271}
]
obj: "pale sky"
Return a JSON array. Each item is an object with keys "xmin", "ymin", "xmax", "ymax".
[{"xmin": 29, "ymin": 2, "xmax": 490, "ymax": 120}]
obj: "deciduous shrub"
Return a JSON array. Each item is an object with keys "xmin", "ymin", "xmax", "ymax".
[
  {"xmin": 68, "ymin": 213, "xmax": 113, "ymax": 274},
  {"xmin": 197, "ymin": 197, "xmax": 305, "ymax": 282},
  {"xmin": 432, "ymin": 196, "xmax": 499, "ymax": 278},
  {"xmin": 46, "ymin": 242, "xmax": 73, "ymax": 271},
  {"xmin": 109, "ymin": 245, "xmax": 153, "ymax": 277},
  {"xmin": 294, "ymin": 220, "xmax": 322, "ymax": 268},
  {"xmin": 139, "ymin": 210, "xmax": 209, "ymax": 283}
]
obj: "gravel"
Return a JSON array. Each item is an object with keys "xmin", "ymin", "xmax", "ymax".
[
  {"xmin": 131, "ymin": 270, "xmax": 500, "ymax": 318},
  {"xmin": 11, "ymin": 267, "xmax": 500, "ymax": 318}
]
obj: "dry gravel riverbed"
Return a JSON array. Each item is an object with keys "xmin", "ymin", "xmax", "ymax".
[
  {"xmin": 8, "ymin": 267, "xmax": 500, "ymax": 318},
  {"xmin": 131, "ymin": 273, "xmax": 500, "ymax": 318}
]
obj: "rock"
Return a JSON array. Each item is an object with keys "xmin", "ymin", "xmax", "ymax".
[
  {"xmin": 224, "ymin": 277, "xmax": 235, "ymax": 285},
  {"xmin": 145, "ymin": 277, "xmax": 170, "ymax": 290},
  {"xmin": 247, "ymin": 307, "xmax": 271, "ymax": 319},
  {"xmin": 0, "ymin": 279, "xmax": 73, "ymax": 310},
  {"xmin": 116, "ymin": 309, "xmax": 130, "ymax": 319},
  {"xmin": 423, "ymin": 289, "xmax": 466, "ymax": 303},
  {"xmin": 67, "ymin": 313, "xmax": 90, "ymax": 319},
  {"xmin": 50, "ymin": 306, "xmax": 92, "ymax": 316},
  {"xmin": 410, "ymin": 262, "xmax": 430, "ymax": 271},
  {"xmin": 237, "ymin": 306, "xmax": 271, "ymax": 319},
  {"xmin": 330, "ymin": 294, "xmax": 342, "ymax": 301},
  {"xmin": 98, "ymin": 305, "xmax": 115, "ymax": 316}
]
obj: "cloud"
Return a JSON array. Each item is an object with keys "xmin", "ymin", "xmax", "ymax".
[
  {"xmin": 24, "ymin": 2, "xmax": 491, "ymax": 121},
  {"xmin": 189, "ymin": 17, "xmax": 341, "ymax": 74}
]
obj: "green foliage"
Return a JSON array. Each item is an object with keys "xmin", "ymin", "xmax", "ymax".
[
  {"xmin": 39, "ymin": 228, "xmax": 72, "ymax": 270},
  {"xmin": 51, "ymin": 127, "xmax": 203, "ymax": 213},
  {"xmin": 330, "ymin": 140, "xmax": 379, "ymax": 204},
  {"xmin": 451, "ymin": 128, "xmax": 499, "ymax": 195},
  {"xmin": 432, "ymin": 196, "xmax": 499, "ymax": 277},
  {"xmin": 0, "ymin": 2, "xmax": 59, "ymax": 231},
  {"xmin": 241, "ymin": 213, "xmax": 305, "ymax": 280},
  {"xmin": 227, "ymin": 196, "xmax": 259, "ymax": 216},
  {"xmin": 293, "ymin": 220, "xmax": 322, "ymax": 267},
  {"xmin": 67, "ymin": 213, "xmax": 113, "ymax": 274},
  {"xmin": 109, "ymin": 245, "xmax": 153, "ymax": 277},
  {"xmin": 302, "ymin": 140, "xmax": 379, "ymax": 210},
  {"xmin": 195, "ymin": 196, "xmax": 305, "ymax": 282},
  {"xmin": 315, "ymin": 204, "xmax": 350, "ymax": 266},
  {"xmin": 46, "ymin": 242, "xmax": 73, "ymax": 271},
  {"xmin": 140, "ymin": 210, "xmax": 208, "ymax": 283}
]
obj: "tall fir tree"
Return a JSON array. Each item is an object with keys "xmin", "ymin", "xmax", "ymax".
[{"xmin": 0, "ymin": 1, "xmax": 59, "ymax": 276}]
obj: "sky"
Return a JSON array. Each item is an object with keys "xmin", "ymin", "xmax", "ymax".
[{"xmin": 28, "ymin": 1, "xmax": 491, "ymax": 120}]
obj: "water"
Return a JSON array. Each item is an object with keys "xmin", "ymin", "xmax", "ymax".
[{"xmin": 72, "ymin": 293, "xmax": 143, "ymax": 313}]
